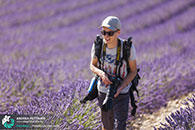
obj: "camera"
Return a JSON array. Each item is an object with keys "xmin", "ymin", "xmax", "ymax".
[{"xmin": 101, "ymin": 75, "xmax": 122, "ymax": 112}]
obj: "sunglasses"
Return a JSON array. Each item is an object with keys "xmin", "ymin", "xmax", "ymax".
[{"xmin": 101, "ymin": 30, "xmax": 117, "ymax": 36}]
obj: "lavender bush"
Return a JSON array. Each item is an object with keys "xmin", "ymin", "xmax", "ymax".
[{"xmin": 154, "ymin": 94, "xmax": 195, "ymax": 130}]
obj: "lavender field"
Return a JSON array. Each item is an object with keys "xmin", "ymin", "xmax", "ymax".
[{"xmin": 0, "ymin": 0, "xmax": 195, "ymax": 130}]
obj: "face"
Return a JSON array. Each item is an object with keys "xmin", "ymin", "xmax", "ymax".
[{"xmin": 101, "ymin": 27, "xmax": 120, "ymax": 45}]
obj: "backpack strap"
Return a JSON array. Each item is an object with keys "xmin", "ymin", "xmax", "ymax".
[
  {"xmin": 102, "ymin": 43, "xmax": 107, "ymax": 71},
  {"xmin": 122, "ymin": 37, "xmax": 141, "ymax": 116},
  {"xmin": 123, "ymin": 37, "xmax": 140, "ymax": 97},
  {"xmin": 94, "ymin": 35, "xmax": 103, "ymax": 69},
  {"xmin": 116, "ymin": 39, "xmax": 121, "ymax": 77},
  {"xmin": 123, "ymin": 37, "xmax": 132, "ymax": 73}
]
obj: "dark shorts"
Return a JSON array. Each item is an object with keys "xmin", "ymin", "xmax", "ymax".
[{"xmin": 97, "ymin": 91, "xmax": 129, "ymax": 130}]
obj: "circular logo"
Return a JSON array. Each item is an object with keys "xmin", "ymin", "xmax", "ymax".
[{"xmin": 2, "ymin": 115, "xmax": 15, "ymax": 128}]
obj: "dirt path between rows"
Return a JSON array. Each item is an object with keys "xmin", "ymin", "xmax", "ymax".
[{"xmin": 127, "ymin": 92, "xmax": 194, "ymax": 130}]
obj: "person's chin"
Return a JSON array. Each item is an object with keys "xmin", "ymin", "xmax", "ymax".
[
  {"xmin": 104, "ymin": 38, "xmax": 111, "ymax": 43},
  {"xmin": 105, "ymin": 40, "xmax": 111, "ymax": 44}
]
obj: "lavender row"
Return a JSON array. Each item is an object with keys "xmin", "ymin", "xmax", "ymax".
[
  {"xmin": 72, "ymin": 3, "xmax": 195, "ymax": 48},
  {"xmin": 70, "ymin": 0, "xmax": 193, "ymax": 35},
  {"xmin": 122, "ymin": 0, "xmax": 195, "ymax": 33},
  {"xmin": 0, "ymin": 57, "xmax": 91, "ymax": 114},
  {"xmin": 31, "ymin": 26, "xmax": 195, "ymax": 67},
  {"xmin": 136, "ymin": 28, "xmax": 195, "ymax": 63},
  {"xmin": 154, "ymin": 94, "xmax": 195, "ymax": 130},
  {"xmin": 45, "ymin": 0, "xmax": 194, "ymax": 41},
  {"xmin": 1, "ymin": 0, "xmax": 193, "ymax": 62},
  {"xmin": 0, "ymin": 0, "xmax": 166, "ymax": 47},
  {"xmin": 0, "ymin": 0, "xmax": 128, "ymax": 30},
  {"xmin": 54, "ymin": 27, "xmax": 195, "ymax": 65},
  {"xmin": 1, "ymin": 0, "xmax": 193, "ymax": 47},
  {"xmin": 0, "ymin": 0, "xmax": 166, "ymax": 50},
  {"xmin": 126, "ymin": 6, "xmax": 195, "ymax": 46},
  {"xmin": 135, "ymin": 47, "xmax": 195, "ymax": 115},
  {"xmin": 45, "ymin": 0, "xmax": 166, "ymax": 32},
  {"xmin": 1, "ymin": 19, "xmax": 194, "ymax": 68},
  {"xmin": 7, "ymin": 80, "xmax": 101, "ymax": 129},
  {"xmin": 0, "ymin": 0, "xmax": 100, "ymax": 28},
  {"xmin": 44, "ymin": 5, "xmax": 195, "ymax": 51}
]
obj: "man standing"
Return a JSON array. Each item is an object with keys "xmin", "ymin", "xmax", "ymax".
[{"xmin": 90, "ymin": 16, "xmax": 137, "ymax": 130}]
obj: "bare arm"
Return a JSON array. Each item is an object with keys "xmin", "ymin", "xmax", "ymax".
[{"xmin": 90, "ymin": 57, "xmax": 112, "ymax": 85}]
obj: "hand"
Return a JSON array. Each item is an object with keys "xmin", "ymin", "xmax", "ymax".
[
  {"xmin": 114, "ymin": 88, "xmax": 122, "ymax": 98},
  {"xmin": 100, "ymin": 72, "xmax": 112, "ymax": 85}
]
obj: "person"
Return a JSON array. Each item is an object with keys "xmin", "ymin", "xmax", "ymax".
[{"xmin": 90, "ymin": 16, "xmax": 137, "ymax": 130}]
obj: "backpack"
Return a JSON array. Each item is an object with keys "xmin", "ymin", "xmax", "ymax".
[{"xmin": 94, "ymin": 35, "xmax": 141, "ymax": 116}]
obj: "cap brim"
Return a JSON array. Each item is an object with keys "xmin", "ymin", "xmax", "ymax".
[{"xmin": 100, "ymin": 24, "xmax": 117, "ymax": 31}]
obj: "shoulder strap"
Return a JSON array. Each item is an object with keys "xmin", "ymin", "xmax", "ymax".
[
  {"xmin": 94, "ymin": 35, "xmax": 103, "ymax": 68},
  {"xmin": 116, "ymin": 39, "xmax": 121, "ymax": 77},
  {"xmin": 102, "ymin": 43, "xmax": 107, "ymax": 71},
  {"xmin": 123, "ymin": 37, "xmax": 132, "ymax": 73},
  {"xmin": 122, "ymin": 37, "xmax": 141, "ymax": 116}
]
